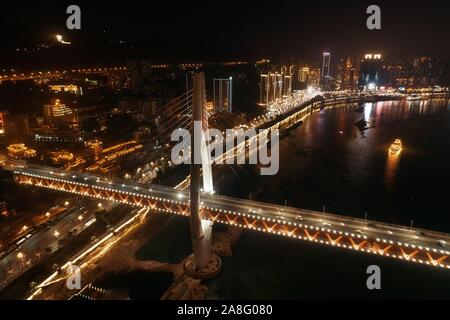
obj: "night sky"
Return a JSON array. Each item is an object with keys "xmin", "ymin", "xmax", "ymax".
[{"xmin": 1, "ymin": 0, "xmax": 449, "ymax": 64}]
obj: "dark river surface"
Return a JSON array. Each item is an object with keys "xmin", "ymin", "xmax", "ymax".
[{"xmin": 138, "ymin": 98, "xmax": 450, "ymax": 299}]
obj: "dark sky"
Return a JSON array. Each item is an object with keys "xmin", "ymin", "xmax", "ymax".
[{"xmin": 1, "ymin": 0, "xmax": 449, "ymax": 63}]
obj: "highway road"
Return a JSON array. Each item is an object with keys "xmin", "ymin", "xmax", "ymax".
[{"xmin": 0, "ymin": 196, "xmax": 112, "ymax": 290}]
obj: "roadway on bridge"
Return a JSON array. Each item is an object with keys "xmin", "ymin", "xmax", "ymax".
[{"xmin": 6, "ymin": 160, "xmax": 450, "ymax": 259}]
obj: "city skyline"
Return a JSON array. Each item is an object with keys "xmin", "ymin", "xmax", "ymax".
[
  {"xmin": 1, "ymin": 1, "xmax": 449, "ymax": 67},
  {"xmin": 1, "ymin": 1, "xmax": 450, "ymax": 304}
]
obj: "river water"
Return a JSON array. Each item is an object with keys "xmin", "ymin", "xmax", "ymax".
[
  {"xmin": 217, "ymin": 98, "xmax": 450, "ymax": 231},
  {"xmin": 138, "ymin": 98, "xmax": 450, "ymax": 299}
]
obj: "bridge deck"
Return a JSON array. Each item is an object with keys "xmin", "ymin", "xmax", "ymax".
[{"xmin": 6, "ymin": 162, "xmax": 450, "ymax": 270}]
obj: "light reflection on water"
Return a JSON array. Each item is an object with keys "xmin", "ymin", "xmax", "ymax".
[
  {"xmin": 385, "ymin": 150, "xmax": 401, "ymax": 189},
  {"xmin": 364, "ymin": 102, "xmax": 372, "ymax": 121},
  {"xmin": 219, "ymin": 98, "xmax": 450, "ymax": 229},
  {"xmin": 206, "ymin": 97, "xmax": 450, "ymax": 299}
]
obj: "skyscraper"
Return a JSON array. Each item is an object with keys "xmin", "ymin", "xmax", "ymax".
[
  {"xmin": 213, "ymin": 78, "xmax": 233, "ymax": 114},
  {"xmin": 307, "ymin": 67, "xmax": 321, "ymax": 88},
  {"xmin": 412, "ymin": 57, "xmax": 444, "ymax": 88},
  {"xmin": 281, "ymin": 66, "xmax": 293, "ymax": 97},
  {"xmin": 321, "ymin": 52, "xmax": 331, "ymax": 78},
  {"xmin": 298, "ymin": 67, "xmax": 310, "ymax": 83},
  {"xmin": 283, "ymin": 75, "xmax": 292, "ymax": 97},
  {"xmin": 276, "ymin": 73, "xmax": 283, "ymax": 100},
  {"xmin": 259, "ymin": 74, "xmax": 270, "ymax": 106},
  {"xmin": 269, "ymin": 73, "xmax": 277, "ymax": 103},
  {"xmin": 336, "ymin": 57, "xmax": 357, "ymax": 91},
  {"xmin": 359, "ymin": 53, "xmax": 383, "ymax": 90},
  {"xmin": 298, "ymin": 67, "xmax": 309, "ymax": 83},
  {"xmin": 289, "ymin": 65, "xmax": 295, "ymax": 76}
]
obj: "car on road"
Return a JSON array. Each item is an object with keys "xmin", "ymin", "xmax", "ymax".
[{"xmin": 437, "ymin": 240, "xmax": 447, "ymax": 247}]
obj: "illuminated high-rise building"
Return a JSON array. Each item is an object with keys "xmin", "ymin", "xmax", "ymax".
[
  {"xmin": 359, "ymin": 53, "xmax": 383, "ymax": 90},
  {"xmin": 279, "ymin": 65, "xmax": 293, "ymax": 97},
  {"xmin": 276, "ymin": 73, "xmax": 283, "ymax": 100},
  {"xmin": 213, "ymin": 77, "xmax": 233, "ymax": 113},
  {"xmin": 307, "ymin": 67, "xmax": 321, "ymax": 88},
  {"xmin": 260, "ymin": 72, "xmax": 286, "ymax": 105},
  {"xmin": 269, "ymin": 73, "xmax": 277, "ymax": 103},
  {"xmin": 289, "ymin": 65, "xmax": 295, "ymax": 76},
  {"xmin": 298, "ymin": 67, "xmax": 310, "ymax": 83},
  {"xmin": 336, "ymin": 57, "xmax": 357, "ymax": 91},
  {"xmin": 259, "ymin": 74, "xmax": 270, "ymax": 106},
  {"xmin": 320, "ymin": 52, "xmax": 333, "ymax": 89},
  {"xmin": 283, "ymin": 75, "xmax": 292, "ymax": 97},
  {"xmin": 385, "ymin": 62, "xmax": 410, "ymax": 87},
  {"xmin": 321, "ymin": 52, "xmax": 331, "ymax": 78},
  {"xmin": 411, "ymin": 57, "xmax": 443, "ymax": 88}
]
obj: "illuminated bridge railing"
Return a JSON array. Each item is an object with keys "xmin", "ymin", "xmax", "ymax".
[{"xmin": 12, "ymin": 170, "xmax": 450, "ymax": 270}]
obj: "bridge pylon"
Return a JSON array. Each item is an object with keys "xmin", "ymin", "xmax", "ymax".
[{"xmin": 184, "ymin": 72, "xmax": 222, "ymax": 279}]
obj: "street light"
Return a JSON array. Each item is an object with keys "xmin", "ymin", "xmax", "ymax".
[
  {"xmin": 78, "ymin": 215, "xmax": 83, "ymax": 221},
  {"xmin": 64, "ymin": 201, "xmax": 70, "ymax": 207},
  {"xmin": 54, "ymin": 230, "xmax": 60, "ymax": 238},
  {"xmin": 17, "ymin": 252, "xmax": 24, "ymax": 260},
  {"xmin": 97, "ymin": 203, "xmax": 103, "ymax": 209}
]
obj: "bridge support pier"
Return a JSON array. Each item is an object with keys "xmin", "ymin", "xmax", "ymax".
[{"xmin": 184, "ymin": 72, "xmax": 222, "ymax": 279}]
